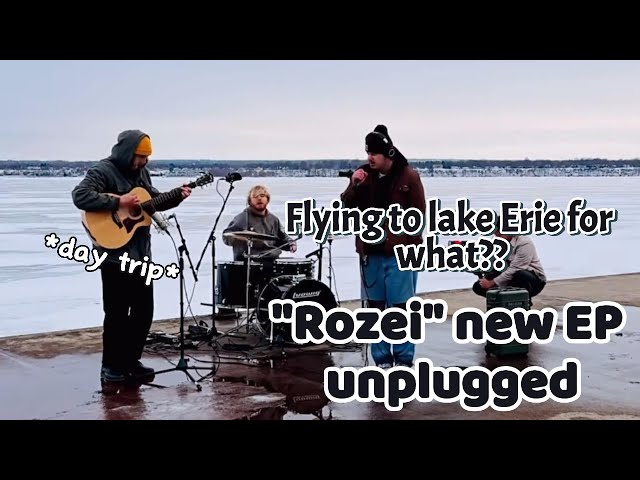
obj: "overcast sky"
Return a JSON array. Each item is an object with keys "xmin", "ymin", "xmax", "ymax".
[{"xmin": 2, "ymin": 60, "xmax": 639, "ymax": 161}]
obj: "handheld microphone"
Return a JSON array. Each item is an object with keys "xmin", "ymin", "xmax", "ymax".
[
  {"xmin": 338, "ymin": 170, "xmax": 353, "ymax": 178},
  {"xmin": 225, "ymin": 172, "xmax": 242, "ymax": 183}
]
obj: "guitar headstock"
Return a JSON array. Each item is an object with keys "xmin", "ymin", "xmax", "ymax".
[{"xmin": 187, "ymin": 172, "xmax": 215, "ymax": 189}]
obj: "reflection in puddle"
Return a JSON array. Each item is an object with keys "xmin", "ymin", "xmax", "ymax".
[{"xmin": 214, "ymin": 352, "xmax": 335, "ymax": 420}]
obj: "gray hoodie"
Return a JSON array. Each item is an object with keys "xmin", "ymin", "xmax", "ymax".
[
  {"xmin": 223, "ymin": 207, "xmax": 294, "ymax": 261},
  {"xmin": 493, "ymin": 235, "xmax": 547, "ymax": 287},
  {"xmin": 71, "ymin": 129, "xmax": 183, "ymax": 264}
]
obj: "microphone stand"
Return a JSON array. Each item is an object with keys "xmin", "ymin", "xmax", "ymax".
[
  {"xmin": 154, "ymin": 215, "xmax": 216, "ymax": 391},
  {"xmin": 327, "ymin": 236, "xmax": 333, "ymax": 291},
  {"xmin": 196, "ymin": 179, "xmax": 236, "ymax": 327},
  {"xmin": 317, "ymin": 240, "xmax": 323, "ymax": 281},
  {"xmin": 303, "ymin": 242, "xmax": 323, "ymax": 281}
]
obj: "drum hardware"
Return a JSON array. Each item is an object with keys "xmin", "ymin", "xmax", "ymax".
[
  {"xmin": 244, "ymin": 237, "xmax": 254, "ymax": 328},
  {"xmin": 305, "ymin": 235, "xmax": 344, "ymax": 293},
  {"xmin": 305, "ymin": 246, "xmax": 323, "ymax": 282},
  {"xmin": 211, "ymin": 232, "xmax": 341, "ymax": 349},
  {"xmin": 214, "ymin": 236, "xmax": 272, "ymax": 340},
  {"xmin": 217, "ymin": 230, "xmax": 278, "ymax": 328}
]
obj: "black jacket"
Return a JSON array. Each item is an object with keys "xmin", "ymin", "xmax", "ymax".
[{"xmin": 71, "ymin": 129, "xmax": 183, "ymax": 264}]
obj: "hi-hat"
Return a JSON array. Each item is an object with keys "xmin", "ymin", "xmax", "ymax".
[{"xmin": 223, "ymin": 230, "xmax": 277, "ymax": 242}]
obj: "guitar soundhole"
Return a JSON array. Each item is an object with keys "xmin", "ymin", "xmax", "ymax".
[{"xmin": 130, "ymin": 205, "xmax": 143, "ymax": 218}]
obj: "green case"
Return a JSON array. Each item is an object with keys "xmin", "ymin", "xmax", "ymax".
[{"xmin": 484, "ymin": 287, "xmax": 530, "ymax": 357}]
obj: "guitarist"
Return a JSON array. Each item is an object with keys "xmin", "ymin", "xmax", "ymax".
[{"xmin": 72, "ymin": 130, "xmax": 192, "ymax": 388}]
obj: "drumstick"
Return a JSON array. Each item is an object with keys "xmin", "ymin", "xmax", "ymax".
[{"xmin": 253, "ymin": 234, "xmax": 302, "ymax": 259}]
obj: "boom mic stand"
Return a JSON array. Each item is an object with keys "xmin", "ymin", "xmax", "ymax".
[
  {"xmin": 196, "ymin": 177, "xmax": 238, "ymax": 328},
  {"xmin": 304, "ymin": 242, "xmax": 323, "ymax": 281},
  {"xmin": 153, "ymin": 215, "xmax": 217, "ymax": 391}
]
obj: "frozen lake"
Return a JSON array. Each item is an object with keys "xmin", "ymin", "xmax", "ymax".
[{"xmin": 1, "ymin": 175, "xmax": 638, "ymax": 337}]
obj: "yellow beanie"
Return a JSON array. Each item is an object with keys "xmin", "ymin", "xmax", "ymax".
[{"xmin": 135, "ymin": 136, "xmax": 152, "ymax": 156}]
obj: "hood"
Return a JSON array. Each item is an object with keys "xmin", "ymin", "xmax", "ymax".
[{"xmin": 108, "ymin": 129, "xmax": 149, "ymax": 172}]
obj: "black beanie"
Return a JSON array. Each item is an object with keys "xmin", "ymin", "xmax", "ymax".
[{"xmin": 365, "ymin": 124, "xmax": 395, "ymax": 156}]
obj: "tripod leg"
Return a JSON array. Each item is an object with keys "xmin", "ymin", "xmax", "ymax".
[
  {"xmin": 150, "ymin": 363, "xmax": 204, "ymax": 392},
  {"xmin": 183, "ymin": 368, "xmax": 202, "ymax": 391}
]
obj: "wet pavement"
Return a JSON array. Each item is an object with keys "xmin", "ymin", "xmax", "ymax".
[{"xmin": 1, "ymin": 273, "xmax": 639, "ymax": 420}]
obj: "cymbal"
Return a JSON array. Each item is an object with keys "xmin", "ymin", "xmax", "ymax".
[
  {"xmin": 326, "ymin": 234, "xmax": 351, "ymax": 241},
  {"xmin": 223, "ymin": 230, "xmax": 278, "ymax": 242}
]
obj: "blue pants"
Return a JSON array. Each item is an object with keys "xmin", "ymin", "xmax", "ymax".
[{"xmin": 360, "ymin": 254, "xmax": 419, "ymax": 367}]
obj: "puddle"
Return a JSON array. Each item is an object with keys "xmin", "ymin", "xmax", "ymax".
[
  {"xmin": 214, "ymin": 305, "xmax": 640, "ymax": 419},
  {"xmin": 213, "ymin": 351, "xmax": 336, "ymax": 420},
  {"xmin": 244, "ymin": 405, "xmax": 334, "ymax": 420}
]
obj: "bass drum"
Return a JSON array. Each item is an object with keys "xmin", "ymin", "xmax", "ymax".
[{"xmin": 256, "ymin": 277, "xmax": 338, "ymax": 343}]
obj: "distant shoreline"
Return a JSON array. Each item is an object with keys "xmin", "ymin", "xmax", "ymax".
[
  {"xmin": 0, "ymin": 159, "xmax": 640, "ymax": 178},
  {"xmin": 2, "ymin": 158, "xmax": 640, "ymax": 178}
]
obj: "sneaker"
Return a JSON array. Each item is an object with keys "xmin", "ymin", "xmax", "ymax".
[
  {"xmin": 101, "ymin": 366, "xmax": 126, "ymax": 383},
  {"xmin": 377, "ymin": 363, "xmax": 393, "ymax": 370}
]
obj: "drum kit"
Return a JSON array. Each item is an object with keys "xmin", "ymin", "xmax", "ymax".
[{"xmin": 216, "ymin": 229, "xmax": 339, "ymax": 344}]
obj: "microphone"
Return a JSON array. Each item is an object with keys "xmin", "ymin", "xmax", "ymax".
[
  {"xmin": 225, "ymin": 172, "xmax": 242, "ymax": 183},
  {"xmin": 305, "ymin": 247, "xmax": 321, "ymax": 259},
  {"xmin": 152, "ymin": 212, "xmax": 170, "ymax": 231},
  {"xmin": 338, "ymin": 170, "xmax": 354, "ymax": 178}
]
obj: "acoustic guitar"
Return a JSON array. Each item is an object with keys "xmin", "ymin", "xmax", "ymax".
[{"xmin": 81, "ymin": 172, "xmax": 214, "ymax": 249}]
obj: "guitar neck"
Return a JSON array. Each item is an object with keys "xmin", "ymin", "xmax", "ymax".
[
  {"xmin": 143, "ymin": 188, "xmax": 180, "ymax": 209},
  {"xmin": 141, "ymin": 182, "xmax": 192, "ymax": 210},
  {"xmin": 139, "ymin": 176, "xmax": 205, "ymax": 211}
]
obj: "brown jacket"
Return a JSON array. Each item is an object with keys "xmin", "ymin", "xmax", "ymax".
[{"xmin": 341, "ymin": 162, "xmax": 426, "ymax": 257}]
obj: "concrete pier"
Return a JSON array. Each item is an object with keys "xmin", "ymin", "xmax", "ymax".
[{"xmin": 1, "ymin": 273, "xmax": 638, "ymax": 420}]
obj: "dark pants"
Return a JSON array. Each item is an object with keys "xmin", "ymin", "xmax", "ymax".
[
  {"xmin": 473, "ymin": 270, "xmax": 546, "ymax": 301},
  {"xmin": 100, "ymin": 261, "xmax": 154, "ymax": 371}
]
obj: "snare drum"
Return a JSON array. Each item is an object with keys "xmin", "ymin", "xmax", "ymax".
[
  {"xmin": 272, "ymin": 258, "xmax": 314, "ymax": 278},
  {"xmin": 215, "ymin": 260, "xmax": 268, "ymax": 308}
]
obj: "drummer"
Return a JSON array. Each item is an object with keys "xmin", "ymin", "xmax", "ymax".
[{"xmin": 222, "ymin": 185, "xmax": 298, "ymax": 264}]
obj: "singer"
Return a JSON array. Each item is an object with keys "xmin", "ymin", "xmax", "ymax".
[
  {"xmin": 72, "ymin": 130, "xmax": 192, "ymax": 389},
  {"xmin": 340, "ymin": 124, "xmax": 426, "ymax": 369}
]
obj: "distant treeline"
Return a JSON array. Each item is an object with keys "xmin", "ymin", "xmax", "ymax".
[{"xmin": 2, "ymin": 158, "xmax": 640, "ymax": 170}]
